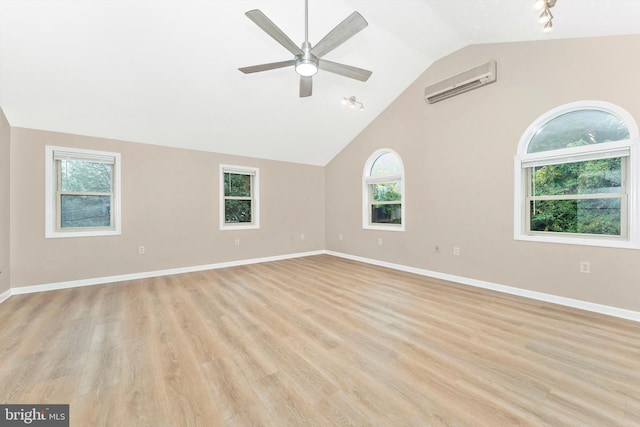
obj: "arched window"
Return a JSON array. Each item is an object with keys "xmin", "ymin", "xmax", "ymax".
[
  {"xmin": 514, "ymin": 101, "xmax": 639, "ymax": 248},
  {"xmin": 363, "ymin": 149, "xmax": 405, "ymax": 231}
]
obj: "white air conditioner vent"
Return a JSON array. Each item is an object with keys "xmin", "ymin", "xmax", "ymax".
[{"xmin": 424, "ymin": 60, "xmax": 497, "ymax": 104}]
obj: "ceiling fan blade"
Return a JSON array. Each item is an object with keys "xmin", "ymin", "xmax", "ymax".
[
  {"xmin": 318, "ymin": 59, "xmax": 372, "ymax": 82},
  {"xmin": 239, "ymin": 60, "xmax": 295, "ymax": 74},
  {"xmin": 245, "ymin": 9, "xmax": 304, "ymax": 57},
  {"xmin": 310, "ymin": 11, "xmax": 368, "ymax": 58},
  {"xmin": 300, "ymin": 76, "xmax": 312, "ymax": 97}
]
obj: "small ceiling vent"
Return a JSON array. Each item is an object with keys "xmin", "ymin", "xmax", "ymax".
[{"xmin": 424, "ymin": 60, "xmax": 497, "ymax": 104}]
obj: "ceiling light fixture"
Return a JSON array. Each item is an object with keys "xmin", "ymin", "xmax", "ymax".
[
  {"xmin": 342, "ymin": 96, "xmax": 364, "ymax": 110},
  {"xmin": 534, "ymin": 0, "xmax": 557, "ymax": 32},
  {"xmin": 538, "ymin": 8, "xmax": 552, "ymax": 24}
]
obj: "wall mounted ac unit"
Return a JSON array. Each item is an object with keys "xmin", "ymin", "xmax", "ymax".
[{"xmin": 424, "ymin": 60, "xmax": 497, "ymax": 104}]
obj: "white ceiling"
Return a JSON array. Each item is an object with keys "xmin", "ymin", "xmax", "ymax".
[{"xmin": 1, "ymin": 0, "xmax": 640, "ymax": 166}]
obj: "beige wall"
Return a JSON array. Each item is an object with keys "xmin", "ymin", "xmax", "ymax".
[
  {"xmin": 326, "ymin": 34, "xmax": 640, "ymax": 312},
  {"xmin": 0, "ymin": 108, "xmax": 9, "ymax": 295},
  {"xmin": 9, "ymin": 128, "xmax": 325, "ymax": 287}
]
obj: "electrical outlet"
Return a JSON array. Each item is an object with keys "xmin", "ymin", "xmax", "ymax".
[
  {"xmin": 234, "ymin": 239, "xmax": 240, "ymax": 246},
  {"xmin": 453, "ymin": 246, "xmax": 460, "ymax": 256},
  {"xmin": 580, "ymin": 261, "xmax": 591, "ymax": 274},
  {"xmin": 300, "ymin": 234, "xmax": 305, "ymax": 241},
  {"xmin": 377, "ymin": 238, "xmax": 383, "ymax": 246},
  {"xmin": 138, "ymin": 246, "xmax": 145, "ymax": 255},
  {"xmin": 339, "ymin": 233, "xmax": 343, "ymax": 241}
]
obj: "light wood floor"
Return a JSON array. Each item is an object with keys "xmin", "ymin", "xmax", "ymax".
[{"xmin": 1, "ymin": 255, "xmax": 639, "ymax": 426}]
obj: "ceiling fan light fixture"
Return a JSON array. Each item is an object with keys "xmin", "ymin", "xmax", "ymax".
[{"xmin": 295, "ymin": 58, "xmax": 318, "ymax": 77}]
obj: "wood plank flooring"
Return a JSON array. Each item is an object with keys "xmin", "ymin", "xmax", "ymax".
[{"xmin": 1, "ymin": 255, "xmax": 639, "ymax": 426}]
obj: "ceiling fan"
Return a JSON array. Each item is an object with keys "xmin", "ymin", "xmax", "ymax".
[{"xmin": 238, "ymin": 0, "xmax": 372, "ymax": 97}]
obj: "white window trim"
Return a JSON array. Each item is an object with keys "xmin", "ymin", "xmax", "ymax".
[
  {"xmin": 45, "ymin": 145, "xmax": 122, "ymax": 238},
  {"xmin": 362, "ymin": 149, "xmax": 405, "ymax": 232},
  {"xmin": 219, "ymin": 164, "xmax": 260, "ymax": 230},
  {"xmin": 514, "ymin": 101, "xmax": 640, "ymax": 249}
]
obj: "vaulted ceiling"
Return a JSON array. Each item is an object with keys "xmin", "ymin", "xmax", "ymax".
[{"xmin": 2, "ymin": 0, "xmax": 640, "ymax": 166}]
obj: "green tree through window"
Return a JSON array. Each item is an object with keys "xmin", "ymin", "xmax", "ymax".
[
  {"xmin": 220, "ymin": 165, "xmax": 258, "ymax": 229},
  {"xmin": 224, "ymin": 172, "xmax": 253, "ymax": 223},
  {"xmin": 530, "ymin": 157, "xmax": 622, "ymax": 235}
]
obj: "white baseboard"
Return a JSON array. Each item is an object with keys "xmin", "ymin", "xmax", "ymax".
[
  {"xmin": 9, "ymin": 250, "xmax": 325, "ymax": 296},
  {"xmin": 0, "ymin": 288, "xmax": 11, "ymax": 304},
  {"xmin": 326, "ymin": 251, "xmax": 640, "ymax": 323},
  {"xmin": 5, "ymin": 249, "xmax": 639, "ymax": 323}
]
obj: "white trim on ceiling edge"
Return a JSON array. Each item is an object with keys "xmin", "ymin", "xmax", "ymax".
[{"xmin": 3, "ymin": 249, "xmax": 639, "ymax": 323}]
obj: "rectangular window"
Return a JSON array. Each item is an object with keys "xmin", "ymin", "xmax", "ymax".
[
  {"xmin": 220, "ymin": 165, "xmax": 259, "ymax": 230},
  {"xmin": 368, "ymin": 181, "xmax": 402, "ymax": 225},
  {"xmin": 45, "ymin": 146, "xmax": 121, "ymax": 238},
  {"xmin": 526, "ymin": 157, "xmax": 626, "ymax": 237}
]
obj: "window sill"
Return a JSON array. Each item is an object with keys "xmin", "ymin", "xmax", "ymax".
[
  {"xmin": 515, "ymin": 233, "xmax": 639, "ymax": 249},
  {"xmin": 363, "ymin": 224, "xmax": 405, "ymax": 232},
  {"xmin": 45, "ymin": 229, "xmax": 121, "ymax": 239},
  {"xmin": 220, "ymin": 223, "xmax": 259, "ymax": 231}
]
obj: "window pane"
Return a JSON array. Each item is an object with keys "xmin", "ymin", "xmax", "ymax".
[
  {"xmin": 528, "ymin": 109, "xmax": 629, "ymax": 153},
  {"xmin": 225, "ymin": 200, "xmax": 252, "ymax": 223},
  {"xmin": 60, "ymin": 160, "xmax": 113, "ymax": 193},
  {"xmin": 61, "ymin": 195, "xmax": 111, "ymax": 228},
  {"xmin": 530, "ymin": 199, "xmax": 621, "ymax": 235},
  {"xmin": 224, "ymin": 173, "xmax": 251, "ymax": 197},
  {"xmin": 371, "ymin": 204, "xmax": 402, "ymax": 224},
  {"xmin": 531, "ymin": 158, "xmax": 622, "ymax": 196},
  {"xmin": 370, "ymin": 152, "xmax": 402, "ymax": 177},
  {"xmin": 371, "ymin": 182, "xmax": 401, "ymax": 202}
]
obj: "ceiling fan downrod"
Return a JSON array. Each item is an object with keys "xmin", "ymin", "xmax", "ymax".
[{"xmin": 295, "ymin": 0, "xmax": 318, "ymax": 77}]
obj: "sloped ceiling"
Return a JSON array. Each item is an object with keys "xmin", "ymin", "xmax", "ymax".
[{"xmin": 1, "ymin": 0, "xmax": 640, "ymax": 166}]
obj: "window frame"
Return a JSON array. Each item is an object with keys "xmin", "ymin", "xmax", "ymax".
[
  {"xmin": 362, "ymin": 149, "xmax": 405, "ymax": 231},
  {"xmin": 514, "ymin": 101, "xmax": 640, "ymax": 248},
  {"xmin": 45, "ymin": 145, "xmax": 122, "ymax": 238},
  {"xmin": 219, "ymin": 164, "xmax": 260, "ymax": 230}
]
